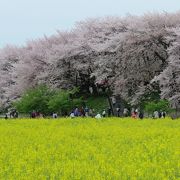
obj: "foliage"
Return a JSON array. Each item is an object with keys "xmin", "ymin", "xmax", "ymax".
[
  {"xmin": 14, "ymin": 86, "xmax": 82, "ymax": 114},
  {"xmin": 14, "ymin": 85, "xmax": 53, "ymax": 114},
  {"xmin": 84, "ymin": 95, "xmax": 109, "ymax": 113},
  {"xmin": 131, "ymin": 82, "xmax": 161, "ymax": 107},
  {"xmin": 48, "ymin": 88, "xmax": 82, "ymax": 114},
  {"xmin": 144, "ymin": 100, "xmax": 170, "ymax": 113},
  {"xmin": 0, "ymin": 118, "xmax": 179, "ymax": 179}
]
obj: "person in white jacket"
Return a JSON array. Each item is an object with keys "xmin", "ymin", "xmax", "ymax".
[{"xmin": 95, "ymin": 113, "xmax": 102, "ymax": 119}]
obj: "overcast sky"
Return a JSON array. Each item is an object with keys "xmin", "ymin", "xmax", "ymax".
[{"xmin": 0, "ymin": 0, "xmax": 180, "ymax": 47}]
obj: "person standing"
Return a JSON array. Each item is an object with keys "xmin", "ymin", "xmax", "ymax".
[
  {"xmin": 84, "ymin": 106, "xmax": 89, "ymax": 117},
  {"xmin": 79, "ymin": 107, "xmax": 85, "ymax": 117},
  {"xmin": 52, "ymin": 113, "xmax": 58, "ymax": 118},
  {"xmin": 74, "ymin": 107, "xmax": 79, "ymax": 117},
  {"xmin": 123, "ymin": 108, "xmax": 129, "ymax": 117},
  {"xmin": 89, "ymin": 108, "xmax": 95, "ymax": 118},
  {"xmin": 70, "ymin": 111, "xmax": 75, "ymax": 118},
  {"xmin": 131, "ymin": 111, "xmax": 137, "ymax": 119},
  {"xmin": 139, "ymin": 111, "xmax": 144, "ymax": 119},
  {"xmin": 31, "ymin": 111, "xmax": 36, "ymax": 118},
  {"xmin": 14, "ymin": 111, "xmax": 18, "ymax": 118},
  {"xmin": 107, "ymin": 108, "xmax": 112, "ymax": 117},
  {"xmin": 162, "ymin": 111, "xmax": 166, "ymax": 118},
  {"xmin": 116, "ymin": 107, "xmax": 121, "ymax": 117},
  {"xmin": 158, "ymin": 111, "xmax": 162, "ymax": 118},
  {"xmin": 102, "ymin": 109, "xmax": 106, "ymax": 117},
  {"xmin": 5, "ymin": 113, "xmax": 8, "ymax": 120},
  {"xmin": 153, "ymin": 111, "xmax": 159, "ymax": 119}
]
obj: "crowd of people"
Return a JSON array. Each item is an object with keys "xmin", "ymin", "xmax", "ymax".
[
  {"xmin": 152, "ymin": 110, "xmax": 166, "ymax": 119},
  {"xmin": 3, "ymin": 107, "xmax": 166, "ymax": 120},
  {"xmin": 129, "ymin": 108, "xmax": 166, "ymax": 119},
  {"xmin": 67, "ymin": 107, "xmax": 144, "ymax": 119},
  {"xmin": 69, "ymin": 107, "xmax": 95, "ymax": 118},
  {"xmin": 5, "ymin": 109, "xmax": 19, "ymax": 119},
  {"xmin": 30, "ymin": 111, "xmax": 44, "ymax": 118}
]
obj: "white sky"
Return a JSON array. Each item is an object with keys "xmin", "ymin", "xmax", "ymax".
[{"xmin": 0, "ymin": 0, "xmax": 180, "ymax": 47}]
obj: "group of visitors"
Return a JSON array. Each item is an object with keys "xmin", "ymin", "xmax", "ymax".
[
  {"xmin": 130, "ymin": 108, "xmax": 144, "ymax": 119},
  {"xmin": 30, "ymin": 111, "xmax": 44, "ymax": 118},
  {"xmin": 4, "ymin": 109, "xmax": 19, "ymax": 119},
  {"xmin": 130, "ymin": 109, "xmax": 166, "ymax": 119},
  {"xmin": 153, "ymin": 111, "xmax": 166, "ymax": 119},
  {"xmin": 3, "ymin": 107, "xmax": 167, "ymax": 120},
  {"xmin": 69, "ymin": 107, "xmax": 145, "ymax": 119},
  {"xmin": 69, "ymin": 107, "xmax": 96, "ymax": 118},
  {"xmin": 69, "ymin": 107, "xmax": 119, "ymax": 119},
  {"xmin": 28, "ymin": 107, "xmax": 145, "ymax": 119}
]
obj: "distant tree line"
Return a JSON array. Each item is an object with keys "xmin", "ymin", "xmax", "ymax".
[{"xmin": 0, "ymin": 12, "xmax": 180, "ymax": 111}]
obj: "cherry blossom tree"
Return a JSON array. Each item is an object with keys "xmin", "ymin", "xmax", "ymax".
[
  {"xmin": 153, "ymin": 28, "xmax": 180, "ymax": 108},
  {"xmin": 1, "ymin": 12, "xmax": 180, "ymax": 109}
]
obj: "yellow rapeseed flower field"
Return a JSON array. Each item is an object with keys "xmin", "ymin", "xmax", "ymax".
[{"xmin": 0, "ymin": 118, "xmax": 179, "ymax": 179}]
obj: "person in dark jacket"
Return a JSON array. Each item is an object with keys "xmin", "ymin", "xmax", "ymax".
[
  {"xmin": 139, "ymin": 111, "xmax": 144, "ymax": 119},
  {"xmin": 158, "ymin": 111, "xmax": 162, "ymax": 118},
  {"xmin": 5, "ymin": 113, "xmax": 8, "ymax": 120}
]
